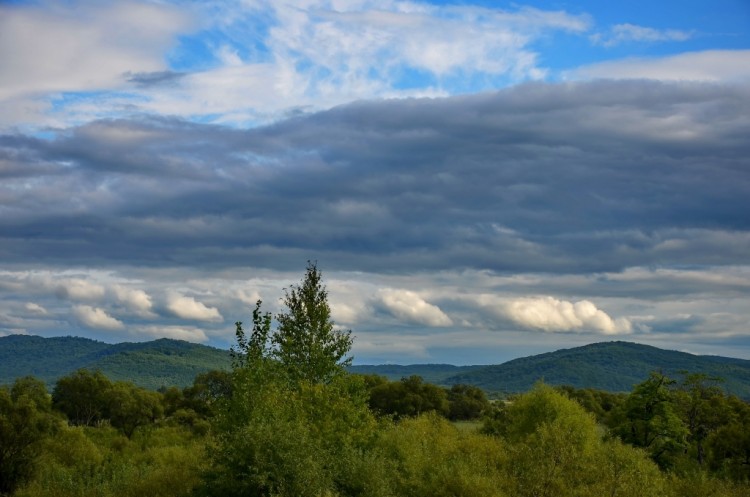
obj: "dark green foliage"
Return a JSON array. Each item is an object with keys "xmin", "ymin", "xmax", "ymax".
[
  {"xmin": 706, "ymin": 395, "xmax": 750, "ymax": 480},
  {"xmin": 368, "ymin": 375, "xmax": 449, "ymax": 419},
  {"xmin": 0, "ymin": 379, "xmax": 58, "ymax": 495},
  {"xmin": 107, "ymin": 382, "xmax": 163, "ymax": 438},
  {"xmin": 53, "ymin": 370, "xmax": 167, "ymax": 437},
  {"xmin": 556, "ymin": 385, "xmax": 627, "ymax": 423},
  {"xmin": 611, "ymin": 372, "xmax": 689, "ymax": 469},
  {"xmin": 181, "ymin": 370, "xmax": 232, "ymax": 417},
  {"xmin": 52, "ymin": 369, "xmax": 113, "ymax": 426},
  {"xmin": 447, "ymin": 384, "xmax": 490, "ymax": 421}
]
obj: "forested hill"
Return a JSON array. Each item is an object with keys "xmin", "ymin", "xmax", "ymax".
[
  {"xmin": 0, "ymin": 334, "xmax": 231, "ymax": 390},
  {"xmin": 442, "ymin": 341, "xmax": 750, "ymax": 398},
  {"xmin": 4, "ymin": 335, "xmax": 750, "ymax": 397}
]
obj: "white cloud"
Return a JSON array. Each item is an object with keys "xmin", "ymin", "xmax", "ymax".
[
  {"xmin": 73, "ymin": 305, "xmax": 125, "ymax": 330},
  {"xmin": 55, "ymin": 278, "xmax": 106, "ymax": 301},
  {"xmin": 0, "ymin": 0, "xmax": 193, "ymax": 129},
  {"xmin": 377, "ymin": 288, "xmax": 452, "ymax": 327},
  {"xmin": 112, "ymin": 285, "xmax": 155, "ymax": 318},
  {"xmin": 503, "ymin": 296, "xmax": 632, "ymax": 335},
  {"xmin": 134, "ymin": 325, "xmax": 208, "ymax": 343},
  {"xmin": 352, "ymin": 333, "xmax": 430, "ymax": 359},
  {"xmin": 24, "ymin": 302, "xmax": 48, "ymax": 315},
  {"xmin": 3, "ymin": 1, "xmax": 590, "ymax": 129},
  {"xmin": 569, "ymin": 50, "xmax": 750, "ymax": 82},
  {"xmin": 591, "ymin": 23, "xmax": 692, "ymax": 47},
  {"xmin": 0, "ymin": 0, "xmax": 191, "ymax": 100},
  {"xmin": 166, "ymin": 294, "xmax": 223, "ymax": 322}
]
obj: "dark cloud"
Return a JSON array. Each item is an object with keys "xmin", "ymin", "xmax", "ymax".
[
  {"xmin": 125, "ymin": 71, "xmax": 187, "ymax": 87},
  {"xmin": 1, "ymin": 80, "xmax": 749, "ymax": 275}
]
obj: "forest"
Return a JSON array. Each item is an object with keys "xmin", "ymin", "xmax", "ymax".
[{"xmin": 2, "ymin": 263, "xmax": 750, "ymax": 497}]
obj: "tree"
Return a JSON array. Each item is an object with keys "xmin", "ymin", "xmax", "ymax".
[
  {"xmin": 0, "ymin": 379, "xmax": 57, "ymax": 495},
  {"xmin": 203, "ymin": 264, "xmax": 381, "ymax": 497},
  {"xmin": 52, "ymin": 369, "xmax": 113, "ymax": 426},
  {"xmin": 106, "ymin": 381, "xmax": 163, "ymax": 438},
  {"xmin": 447, "ymin": 384, "xmax": 489, "ymax": 421},
  {"xmin": 613, "ymin": 371, "xmax": 688, "ymax": 469},
  {"xmin": 368, "ymin": 375, "xmax": 449, "ymax": 419},
  {"xmin": 273, "ymin": 261, "xmax": 353, "ymax": 384},
  {"xmin": 673, "ymin": 373, "xmax": 728, "ymax": 467}
]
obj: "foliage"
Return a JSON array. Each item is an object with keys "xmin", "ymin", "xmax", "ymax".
[
  {"xmin": 273, "ymin": 261, "xmax": 353, "ymax": 384},
  {"xmin": 484, "ymin": 383, "xmax": 667, "ymax": 497},
  {"xmin": 368, "ymin": 375, "xmax": 449, "ymax": 419},
  {"xmin": 0, "ymin": 379, "xmax": 58, "ymax": 495},
  {"xmin": 611, "ymin": 372, "xmax": 689, "ymax": 469},
  {"xmin": 14, "ymin": 425, "xmax": 205, "ymax": 497},
  {"xmin": 52, "ymin": 369, "xmax": 113, "ymax": 426},
  {"xmin": 447, "ymin": 384, "xmax": 490, "ymax": 421},
  {"xmin": 376, "ymin": 413, "xmax": 507, "ymax": 497}
]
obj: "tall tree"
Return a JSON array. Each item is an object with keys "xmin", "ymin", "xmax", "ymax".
[
  {"xmin": 272, "ymin": 261, "xmax": 352, "ymax": 384},
  {"xmin": 613, "ymin": 371, "xmax": 688, "ymax": 469}
]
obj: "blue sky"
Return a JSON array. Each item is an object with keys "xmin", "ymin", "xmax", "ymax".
[{"xmin": 1, "ymin": 0, "xmax": 749, "ymax": 365}]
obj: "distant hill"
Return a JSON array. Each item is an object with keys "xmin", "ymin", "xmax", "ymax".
[
  {"xmin": 348, "ymin": 364, "xmax": 481, "ymax": 384},
  {"xmin": 3, "ymin": 336, "xmax": 750, "ymax": 398},
  {"xmin": 0, "ymin": 334, "xmax": 231, "ymax": 390},
  {"xmin": 442, "ymin": 341, "xmax": 750, "ymax": 398}
]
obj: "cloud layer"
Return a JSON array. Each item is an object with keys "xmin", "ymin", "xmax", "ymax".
[{"xmin": 1, "ymin": 1, "xmax": 749, "ymax": 363}]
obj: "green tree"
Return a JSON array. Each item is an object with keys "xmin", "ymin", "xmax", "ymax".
[
  {"xmin": 674, "ymin": 373, "xmax": 728, "ymax": 467},
  {"xmin": 52, "ymin": 369, "xmax": 113, "ymax": 426},
  {"xmin": 0, "ymin": 379, "xmax": 57, "ymax": 495},
  {"xmin": 231, "ymin": 299, "xmax": 272, "ymax": 369},
  {"xmin": 368, "ymin": 376, "xmax": 449, "ymax": 419},
  {"xmin": 492, "ymin": 384, "xmax": 601, "ymax": 497},
  {"xmin": 273, "ymin": 261, "xmax": 352, "ymax": 384},
  {"xmin": 106, "ymin": 382, "xmax": 163, "ymax": 438},
  {"xmin": 706, "ymin": 395, "xmax": 750, "ymax": 480},
  {"xmin": 182, "ymin": 370, "xmax": 233, "ymax": 417},
  {"xmin": 203, "ymin": 263, "xmax": 381, "ymax": 497},
  {"xmin": 613, "ymin": 371, "xmax": 688, "ymax": 469},
  {"xmin": 447, "ymin": 384, "xmax": 489, "ymax": 421}
]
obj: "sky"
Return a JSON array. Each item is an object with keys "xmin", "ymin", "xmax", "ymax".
[{"xmin": 1, "ymin": 0, "xmax": 749, "ymax": 365}]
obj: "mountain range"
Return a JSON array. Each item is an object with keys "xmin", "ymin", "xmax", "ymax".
[{"xmin": 2, "ymin": 335, "xmax": 750, "ymax": 397}]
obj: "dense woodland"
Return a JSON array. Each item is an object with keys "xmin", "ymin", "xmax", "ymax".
[{"xmin": 2, "ymin": 263, "xmax": 750, "ymax": 496}]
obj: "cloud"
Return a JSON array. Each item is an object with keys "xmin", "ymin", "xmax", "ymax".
[
  {"xmin": 134, "ymin": 325, "xmax": 208, "ymax": 343},
  {"xmin": 377, "ymin": 289, "xmax": 452, "ymax": 327},
  {"xmin": 166, "ymin": 294, "xmax": 223, "ymax": 322},
  {"xmin": 503, "ymin": 296, "xmax": 632, "ymax": 334},
  {"xmin": 0, "ymin": 0, "xmax": 193, "ymax": 127},
  {"xmin": 24, "ymin": 302, "xmax": 48, "ymax": 315},
  {"xmin": 72, "ymin": 305, "xmax": 125, "ymax": 330},
  {"xmin": 0, "ymin": 0, "xmax": 591, "ymax": 129},
  {"xmin": 55, "ymin": 279, "xmax": 106, "ymax": 301},
  {"xmin": 112, "ymin": 285, "xmax": 155, "ymax": 318},
  {"xmin": 569, "ymin": 50, "xmax": 750, "ymax": 82},
  {"xmin": 2, "ymin": 80, "xmax": 749, "ymax": 276},
  {"xmin": 591, "ymin": 23, "xmax": 692, "ymax": 47}
]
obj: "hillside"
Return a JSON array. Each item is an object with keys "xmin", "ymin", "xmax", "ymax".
[
  {"xmin": 3, "ymin": 336, "xmax": 750, "ymax": 397},
  {"xmin": 443, "ymin": 341, "xmax": 750, "ymax": 398},
  {"xmin": 348, "ymin": 363, "xmax": 481, "ymax": 384},
  {"xmin": 0, "ymin": 334, "xmax": 231, "ymax": 390}
]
